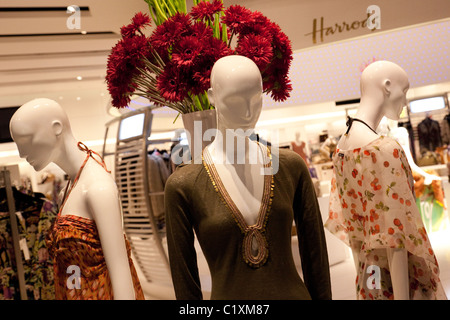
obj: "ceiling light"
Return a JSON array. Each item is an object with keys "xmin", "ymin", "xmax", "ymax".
[
  {"xmin": 81, "ymin": 31, "xmax": 87, "ymax": 35},
  {"xmin": 76, "ymin": 76, "xmax": 82, "ymax": 80}
]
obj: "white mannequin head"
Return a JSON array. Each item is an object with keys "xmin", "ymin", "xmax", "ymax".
[
  {"xmin": 359, "ymin": 60, "xmax": 410, "ymax": 121},
  {"xmin": 10, "ymin": 98, "xmax": 76, "ymax": 172},
  {"xmin": 338, "ymin": 61, "xmax": 410, "ymax": 150},
  {"xmin": 208, "ymin": 55, "xmax": 263, "ymax": 131}
]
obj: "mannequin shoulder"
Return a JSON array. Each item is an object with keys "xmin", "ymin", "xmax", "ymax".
[
  {"xmin": 374, "ymin": 136, "xmax": 405, "ymax": 154},
  {"xmin": 273, "ymin": 148, "xmax": 309, "ymax": 175},
  {"xmin": 276, "ymin": 147, "xmax": 307, "ymax": 165},
  {"xmin": 165, "ymin": 163, "xmax": 204, "ymax": 191},
  {"xmin": 81, "ymin": 162, "xmax": 118, "ymax": 196}
]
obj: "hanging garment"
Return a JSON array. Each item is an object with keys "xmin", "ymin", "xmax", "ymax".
[
  {"xmin": 147, "ymin": 153, "xmax": 170, "ymax": 220},
  {"xmin": 440, "ymin": 114, "xmax": 450, "ymax": 145},
  {"xmin": 165, "ymin": 146, "xmax": 331, "ymax": 300},
  {"xmin": 417, "ymin": 117, "xmax": 443, "ymax": 153},
  {"xmin": 0, "ymin": 194, "xmax": 57, "ymax": 300},
  {"xmin": 398, "ymin": 121, "xmax": 417, "ymax": 162},
  {"xmin": 46, "ymin": 142, "xmax": 144, "ymax": 300},
  {"xmin": 291, "ymin": 141, "xmax": 310, "ymax": 165},
  {"xmin": 325, "ymin": 135, "xmax": 447, "ymax": 300}
]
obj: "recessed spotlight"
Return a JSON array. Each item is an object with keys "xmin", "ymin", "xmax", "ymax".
[
  {"xmin": 76, "ymin": 97, "xmax": 81, "ymax": 101},
  {"xmin": 81, "ymin": 30, "xmax": 87, "ymax": 35},
  {"xmin": 76, "ymin": 76, "xmax": 83, "ymax": 80}
]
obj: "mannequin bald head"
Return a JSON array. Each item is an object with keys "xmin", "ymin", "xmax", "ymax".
[
  {"xmin": 339, "ymin": 61, "xmax": 410, "ymax": 150},
  {"xmin": 10, "ymin": 98, "xmax": 74, "ymax": 171},
  {"xmin": 360, "ymin": 61, "xmax": 410, "ymax": 120},
  {"xmin": 208, "ymin": 55, "xmax": 263, "ymax": 131}
]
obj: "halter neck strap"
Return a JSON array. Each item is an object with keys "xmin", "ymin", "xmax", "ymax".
[
  {"xmin": 58, "ymin": 142, "xmax": 111, "ymax": 216},
  {"xmin": 345, "ymin": 116, "xmax": 377, "ymax": 135},
  {"xmin": 77, "ymin": 142, "xmax": 110, "ymax": 173}
]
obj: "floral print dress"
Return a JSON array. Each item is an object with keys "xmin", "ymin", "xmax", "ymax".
[{"xmin": 325, "ymin": 135, "xmax": 447, "ymax": 300}]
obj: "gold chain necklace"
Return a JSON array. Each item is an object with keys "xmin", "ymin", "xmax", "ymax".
[{"xmin": 202, "ymin": 142, "xmax": 275, "ymax": 268}]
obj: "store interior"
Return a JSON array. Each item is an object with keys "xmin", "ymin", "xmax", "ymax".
[{"xmin": 0, "ymin": 0, "xmax": 450, "ymax": 300}]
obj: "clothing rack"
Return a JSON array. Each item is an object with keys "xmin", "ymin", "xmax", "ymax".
[{"xmin": 1, "ymin": 168, "xmax": 27, "ymax": 300}]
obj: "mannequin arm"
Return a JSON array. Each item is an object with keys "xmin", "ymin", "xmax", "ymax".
[
  {"xmin": 294, "ymin": 157, "xmax": 332, "ymax": 299},
  {"xmin": 387, "ymin": 248, "xmax": 409, "ymax": 300},
  {"xmin": 165, "ymin": 173, "xmax": 203, "ymax": 300},
  {"xmin": 403, "ymin": 143, "xmax": 440, "ymax": 185},
  {"xmin": 86, "ymin": 181, "xmax": 136, "ymax": 300}
]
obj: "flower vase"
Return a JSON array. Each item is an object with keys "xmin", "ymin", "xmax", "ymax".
[{"xmin": 182, "ymin": 109, "xmax": 217, "ymax": 163}]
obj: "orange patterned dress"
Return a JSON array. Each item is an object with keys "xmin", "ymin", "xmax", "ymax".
[
  {"xmin": 46, "ymin": 142, "xmax": 145, "ymax": 300},
  {"xmin": 47, "ymin": 214, "xmax": 144, "ymax": 300}
]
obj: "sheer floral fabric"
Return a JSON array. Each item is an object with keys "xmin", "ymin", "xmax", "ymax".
[{"xmin": 325, "ymin": 136, "xmax": 447, "ymax": 300}]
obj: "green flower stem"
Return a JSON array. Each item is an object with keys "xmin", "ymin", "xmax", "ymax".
[
  {"xmin": 188, "ymin": 94, "xmax": 202, "ymax": 112},
  {"xmin": 161, "ymin": 0, "xmax": 175, "ymax": 17},
  {"xmin": 178, "ymin": 0, "xmax": 187, "ymax": 13},
  {"xmin": 228, "ymin": 30, "xmax": 235, "ymax": 47},
  {"xmin": 145, "ymin": 0, "xmax": 168, "ymax": 25},
  {"xmin": 173, "ymin": 112, "xmax": 181, "ymax": 124},
  {"xmin": 134, "ymin": 73, "xmax": 157, "ymax": 89},
  {"xmin": 219, "ymin": 9, "xmax": 228, "ymax": 43},
  {"xmin": 213, "ymin": 13, "xmax": 220, "ymax": 39},
  {"xmin": 147, "ymin": 49, "xmax": 166, "ymax": 68},
  {"xmin": 140, "ymin": 61, "xmax": 163, "ymax": 76},
  {"xmin": 199, "ymin": 92, "xmax": 210, "ymax": 109},
  {"xmin": 147, "ymin": 4, "xmax": 158, "ymax": 25}
]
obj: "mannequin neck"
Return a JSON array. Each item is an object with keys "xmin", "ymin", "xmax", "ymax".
[
  {"xmin": 353, "ymin": 97, "xmax": 385, "ymax": 132},
  {"xmin": 207, "ymin": 122, "xmax": 259, "ymax": 166},
  {"xmin": 53, "ymin": 134, "xmax": 87, "ymax": 181}
]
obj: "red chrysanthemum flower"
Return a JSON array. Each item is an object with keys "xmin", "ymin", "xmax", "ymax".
[
  {"xmin": 132, "ymin": 12, "xmax": 151, "ymax": 29},
  {"xmin": 271, "ymin": 27, "xmax": 293, "ymax": 64},
  {"xmin": 107, "ymin": 2, "xmax": 294, "ymax": 110},
  {"xmin": 156, "ymin": 64, "xmax": 188, "ymax": 103},
  {"xmin": 188, "ymin": 21, "xmax": 213, "ymax": 40},
  {"xmin": 190, "ymin": 0, "xmax": 223, "ymax": 22},
  {"xmin": 172, "ymin": 36, "xmax": 203, "ymax": 67},
  {"xmin": 267, "ymin": 74, "xmax": 293, "ymax": 102},
  {"xmin": 222, "ymin": 5, "xmax": 255, "ymax": 34},
  {"xmin": 188, "ymin": 36, "xmax": 233, "ymax": 95},
  {"xmin": 120, "ymin": 12, "xmax": 151, "ymax": 38},
  {"xmin": 237, "ymin": 10, "xmax": 272, "ymax": 38},
  {"xmin": 106, "ymin": 35, "xmax": 150, "ymax": 108},
  {"xmin": 236, "ymin": 34, "xmax": 273, "ymax": 71},
  {"xmin": 149, "ymin": 12, "xmax": 192, "ymax": 52}
]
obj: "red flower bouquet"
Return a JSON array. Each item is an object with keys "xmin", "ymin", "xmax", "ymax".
[{"xmin": 106, "ymin": 0, "xmax": 293, "ymax": 114}]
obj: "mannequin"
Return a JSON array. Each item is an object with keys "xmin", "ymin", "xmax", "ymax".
[
  {"xmin": 291, "ymin": 132, "xmax": 310, "ymax": 166},
  {"xmin": 165, "ymin": 55, "xmax": 331, "ymax": 300},
  {"xmin": 205, "ymin": 55, "xmax": 268, "ymax": 227},
  {"xmin": 9, "ymin": 98, "xmax": 144, "ymax": 300},
  {"xmin": 319, "ymin": 134, "xmax": 337, "ymax": 161},
  {"xmin": 325, "ymin": 61, "xmax": 447, "ymax": 300},
  {"xmin": 339, "ymin": 61, "xmax": 409, "ymax": 299}
]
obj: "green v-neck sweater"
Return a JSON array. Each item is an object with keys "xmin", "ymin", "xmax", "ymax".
[{"xmin": 164, "ymin": 148, "xmax": 332, "ymax": 300}]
